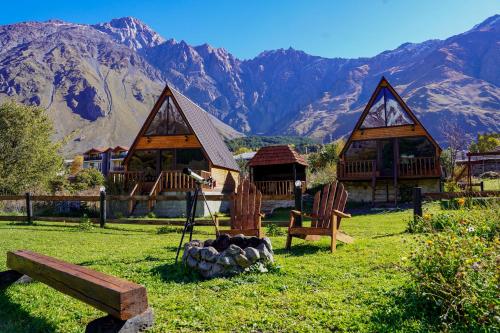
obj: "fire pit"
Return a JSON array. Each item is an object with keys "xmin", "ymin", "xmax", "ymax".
[{"xmin": 182, "ymin": 234, "xmax": 274, "ymax": 279}]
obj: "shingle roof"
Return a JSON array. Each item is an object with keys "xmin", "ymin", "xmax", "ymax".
[
  {"xmin": 248, "ymin": 145, "xmax": 308, "ymax": 167},
  {"xmin": 169, "ymin": 86, "xmax": 239, "ymax": 171}
]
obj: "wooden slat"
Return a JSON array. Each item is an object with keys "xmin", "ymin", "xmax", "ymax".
[
  {"xmin": 241, "ymin": 180, "xmax": 250, "ymax": 230},
  {"xmin": 7, "ymin": 250, "xmax": 148, "ymax": 320},
  {"xmin": 135, "ymin": 135, "xmax": 201, "ymax": 149},
  {"xmin": 246, "ymin": 183, "xmax": 256, "ymax": 230},
  {"xmin": 351, "ymin": 124, "xmax": 427, "ymax": 140},
  {"xmin": 289, "ymin": 227, "xmax": 332, "ymax": 236},
  {"xmin": 32, "ymin": 195, "xmax": 100, "ymax": 202},
  {"xmin": 311, "ymin": 191, "xmax": 321, "ymax": 227},
  {"xmin": 323, "ymin": 181, "xmax": 338, "ymax": 228},
  {"xmin": 317, "ymin": 184, "xmax": 330, "ymax": 224},
  {"xmin": 0, "ymin": 195, "xmax": 24, "ymax": 201}
]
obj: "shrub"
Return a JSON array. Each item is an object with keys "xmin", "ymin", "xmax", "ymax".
[
  {"xmin": 78, "ymin": 214, "xmax": 94, "ymax": 231},
  {"xmin": 71, "ymin": 168, "xmax": 105, "ymax": 192},
  {"xmin": 407, "ymin": 203, "xmax": 500, "ymax": 330},
  {"xmin": 146, "ymin": 211, "xmax": 157, "ymax": 219},
  {"xmin": 266, "ymin": 223, "xmax": 286, "ymax": 236}
]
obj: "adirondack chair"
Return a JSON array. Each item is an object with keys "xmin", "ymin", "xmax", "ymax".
[
  {"xmin": 217, "ymin": 179, "xmax": 264, "ymax": 237},
  {"xmin": 286, "ymin": 181, "xmax": 353, "ymax": 252}
]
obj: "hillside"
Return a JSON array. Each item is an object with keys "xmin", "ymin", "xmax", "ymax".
[{"xmin": 0, "ymin": 15, "xmax": 498, "ymax": 155}]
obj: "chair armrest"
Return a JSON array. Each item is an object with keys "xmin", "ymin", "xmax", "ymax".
[
  {"xmin": 290, "ymin": 210, "xmax": 302, "ymax": 216},
  {"xmin": 259, "ymin": 213, "xmax": 265, "ymax": 218},
  {"xmin": 332, "ymin": 210, "xmax": 351, "ymax": 218}
]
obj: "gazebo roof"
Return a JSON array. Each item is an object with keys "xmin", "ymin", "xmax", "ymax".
[{"xmin": 248, "ymin": 145, "xmax": 308, "ymax": 167}]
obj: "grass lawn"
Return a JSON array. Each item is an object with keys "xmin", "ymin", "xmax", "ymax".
[{"xmin": 0, "ymin": 210, "xmax": 438, "ymax": 332}]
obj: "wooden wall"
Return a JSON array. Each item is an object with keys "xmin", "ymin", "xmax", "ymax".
[
  {"xmin": 135, "ymin": 135, "xmax": 201, "ymax": 150},
  {"xmin": 211, "ymin": 167, "xmax": 240, "ymax": 193}
]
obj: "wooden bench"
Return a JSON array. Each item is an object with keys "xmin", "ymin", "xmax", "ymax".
[{"xmin": 2, "ymin": 250, "xmax": 153, "ymax": 332}]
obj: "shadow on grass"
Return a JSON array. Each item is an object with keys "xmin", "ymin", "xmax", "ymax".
[
  {"xmin": 150, "ymin": 262, "xmax": 203, "ymax": 284},
  {"xmin": 371, "ymin": 230, "xmax": 407, "ymax": 239},
  {"xmin": 369, "ymin": 287, "xmax": 442, "ymax": 332},
  {"xmin": 273, "ymin": 242, "xmax": 344, "ymax": 256},
  {"xmin": 0, "ymin": 288, "xmax": 56, "ymax": 333}
]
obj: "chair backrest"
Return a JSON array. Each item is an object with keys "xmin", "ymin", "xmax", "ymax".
[
  {"xmin": 230, "ymin": 179, "xmax": 262, "ymax": 231},
  {"xmin": 311, "ymin": 181, "xmax": 348, "ymax": 229}
]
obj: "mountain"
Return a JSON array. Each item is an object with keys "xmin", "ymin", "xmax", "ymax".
[{"xmin": 0, "ymin": 16, "xmax": 499, "ymax": 156}]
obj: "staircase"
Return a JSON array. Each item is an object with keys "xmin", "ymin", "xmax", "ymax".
[{"xmin": 130, "ymin": 201, "xmax": 150, "ymax": 217}]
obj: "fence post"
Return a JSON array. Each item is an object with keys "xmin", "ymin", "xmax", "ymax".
[
  {"xmin": 99, "ymin": 190, "xmax": 106, "ymax": 228},
  {"xmin": 294, "ymin": 181, "xmax": 303, "ymax": 227},
  {"xmin": 480, "ymin": 181, "xmax": 484, "ymax": 192},
  {"xmin": 413, "ymin": 187, "xmax": 422, "ymax": 220},
  {"xmin": 25, "ymin": 192, "xmax": 33, "ymax": 224}
]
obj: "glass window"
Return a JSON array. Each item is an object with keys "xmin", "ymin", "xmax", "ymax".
[
  {"xmin": 145, "ymin": 96, "xmax": 191, "ymax": 136},
  {"xmin": 361, "ymin": 87, "xmax": 414, "ymax": 128},
  {"xmin": 161, "ymin": 150, "xmax": 175, "ymax": 170},
  {"xmin": 175, "ymin": 149, "xmax": 209, "ymax": 171},
  {"xmin": 128, "ymin": 150, "xmax": 158, "ymax": 181}
]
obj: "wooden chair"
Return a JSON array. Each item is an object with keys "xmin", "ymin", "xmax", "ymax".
[
  {"xmin": 286, "ymin": 181, "xmax": 353, "ymax": 252},
  {"xmin": 217, "ymin": 179, "xmax": 264, "ymax": 237}
]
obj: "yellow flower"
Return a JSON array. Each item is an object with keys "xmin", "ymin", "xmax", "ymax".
[
  {"xmin": 457, "ymin": 197, "xmax": 466, "ymax": 206},
  {"xmin": 423, "ymin": 213, "xmax": 432, "ymax": 220},
  {"xmin": 426, "ymin": 240, "xmax": 433, "ymax": 245}
]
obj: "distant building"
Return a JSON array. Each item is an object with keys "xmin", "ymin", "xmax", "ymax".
[
  {"xmin": 82, "ymin": 146, "xmax": 129, "ymax": 176},
  {"xmin": 233, "ymin": 151, "xmax": 257, "ymax": 161}
]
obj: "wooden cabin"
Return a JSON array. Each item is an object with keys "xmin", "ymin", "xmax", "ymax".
[
  {"xmin": 110, "ymin": 84, "xmax": 239, "ymax": 195},
  {"xmin": 337, "ymin": 77, "xmax": 442, "ymax": 204},
  {"xmin": 248, "ymin": 145, "xmax": 308, "ymax": 199}
]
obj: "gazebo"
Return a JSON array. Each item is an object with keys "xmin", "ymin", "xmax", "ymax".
[{"xmin": 248, "ymin": 145, "xmax": 308, "ymax": 198}]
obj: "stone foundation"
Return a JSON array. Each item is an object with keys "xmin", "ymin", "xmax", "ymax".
[{"xmin": 344, "ymin": 178, "xmax": 441, "ymax": 203}]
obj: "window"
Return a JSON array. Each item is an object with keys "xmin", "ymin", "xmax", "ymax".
[
  {"xmin": 175, "ymin": 149, "xmax": 208, "ymax": 171},
  {"xmin": 145, "ymin": 96, "xmax": 191, "ymax": 136},
  {"xmin": 361, "ymin": 87, "xmax": 413, "ymax": 128}
]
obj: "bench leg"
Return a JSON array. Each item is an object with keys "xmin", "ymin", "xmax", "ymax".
[
  {"xmin": 0, "ymin": 270, "xmax": 33, "ymax": 288},
  {"xmin": 85, "ymin": 307, "xmax": 154, "ymax": 333}
]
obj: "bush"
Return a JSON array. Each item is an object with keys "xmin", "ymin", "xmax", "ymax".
[
  {"xmin": 78, "ymin": 214, "xmax": 94, "ymax": 231},
  {"xmin": 266, "ymin": 223, "xmax": 286, "ymax": 236},
  {"xmin": 407, "ymin": 203, "xmax": 500, "ymax": 330},
  {"xmin": 71, "ymin": 168, "xmax": 105, "ymax": 192}
]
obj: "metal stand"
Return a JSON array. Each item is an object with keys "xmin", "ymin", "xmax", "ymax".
[{"xmin": 175, "ymin": 182, "xmax": 219, "ymax": 263}]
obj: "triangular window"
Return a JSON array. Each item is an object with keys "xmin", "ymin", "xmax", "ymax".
[
  {"xmin": 144, "ymin": 96, "xmax": 191, "ymax": 135},
  {"xmin": 360, "ymin": 87, "xmax": 413, "ymax": 128}
]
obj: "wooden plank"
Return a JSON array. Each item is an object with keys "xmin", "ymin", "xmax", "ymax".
[
  {"xmin": 423, "ymin": 191, "xmax": 500, "ymax": 200},
  {"xmin": 317, "ymin": 184, "xmax": 330, "ymax": 223},
  {"xmin": 323, "ymin": 182, "xmax": 337, "ymax": 228},
  {"xmin": 289, "ymin": 227, "xmax": 331, "ymax": 236},
  {"xmin": 135, "ymin": 135, "xmax": 201, "ymax": 149},
  {"xmin": 336, "ymin": 231, "xmax": 354, "ymax": 244},
  {"xmin": 0, "ymin": 195, "xmax": 24, "ymax": 201},
  {"xmin": 247, "ymin": 183, "xmax": 256, "ymax": 230},
  {"xmin": 32, "ymin": 195, "xmax": 100, "ymax": 202},
  {"xmin": 241, "ymin": 180, "xmax": 250, "ymax": 230},
  {"xmin": 351, "ymin": 124, "xmax": 427, "ymax": 141},
  {"xmin": 7, "ymin": 250, "xmax": 148, "ymax": 320}
]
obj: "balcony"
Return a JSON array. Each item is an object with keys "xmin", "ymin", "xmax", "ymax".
[
  {"xmin": 338, "ymin": 157, "xmax": 440, "ymax": 180},
  {"xmin": 84, "ymin": 155, "xmax": 102, "ymax": 161},
  {"xmin": 111, "ymin": 152, "xmax": 128, "ymax": 159}
]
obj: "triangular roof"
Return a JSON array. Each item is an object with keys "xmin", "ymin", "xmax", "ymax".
[
  {"xmin": 340, "ymin": 77, "xmax": 441, "ymax": 156},
  {"xmin": 125, "ymin": 84, "xmax": 239, "ymax": 171},
  {"xmin": 248, "ymin": 145, "xmax": 308, "ymax": 167}
]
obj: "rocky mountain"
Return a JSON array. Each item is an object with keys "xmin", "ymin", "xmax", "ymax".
[{"xmin": 0, "ymin": 15, "xmax": 498, "ymax": 155}]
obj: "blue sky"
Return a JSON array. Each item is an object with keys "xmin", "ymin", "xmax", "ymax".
[{"xmin": 1, "ymin": 0, "xmax": 498, "ymax": 59}]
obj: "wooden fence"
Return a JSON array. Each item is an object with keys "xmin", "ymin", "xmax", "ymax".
[{"xmin": 412, "ymin": 187, "xmax": 500, "ymax": 219}]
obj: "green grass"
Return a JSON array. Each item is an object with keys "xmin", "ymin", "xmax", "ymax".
[{"xmin": 0, "ymin": 211, "xmax": 440, "ymax": 332}]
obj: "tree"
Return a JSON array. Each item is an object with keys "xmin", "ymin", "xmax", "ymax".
[
  {"xmin": 71, "ymin": 168, "xmax": 105, "ymax": 192},
  {"xmin": 70, "ymin": 155, "xmax": 84, "ymax": 175},
  {"xmin": 440, "ymin": 120, "xmax": 469, "ymax": 179},
  {"xmin": 0, "ymin": 101, "xmax": 63, "ymax": 194},
  {"xmin": 307, "ymin": 139, "xmax": 345, "ymax": 173},
  {"xmin": 469, "ymin": 133, "xmax": 500, "ymax": 153}
]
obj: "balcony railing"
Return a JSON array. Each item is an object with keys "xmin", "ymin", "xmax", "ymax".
[
  {"xmin": 399, "ymin": 156, "xmax": 440, "ymax": 177},
  {"xmin": 339, "ymin": 157, "xmax": 440, "ymax": 179},
  {"xmin": 84, "ymin": 155, "xmax": 102, "ymax": 161},
  {"xmin": 338, "ymin": 160, "xmax": 377, "ymax": 179},
  {"xmin": 253, "ymin": 180, "xmax": 306, "ymax": 197}
]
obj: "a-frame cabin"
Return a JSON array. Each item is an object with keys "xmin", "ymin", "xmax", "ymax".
[
  {"xmin": 111, "ymin": 84, "xmax": 240, "ymax": 196},
  {"xmin": 337, "ymin": 77, "xmax": 442, "ymax": 204}
]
